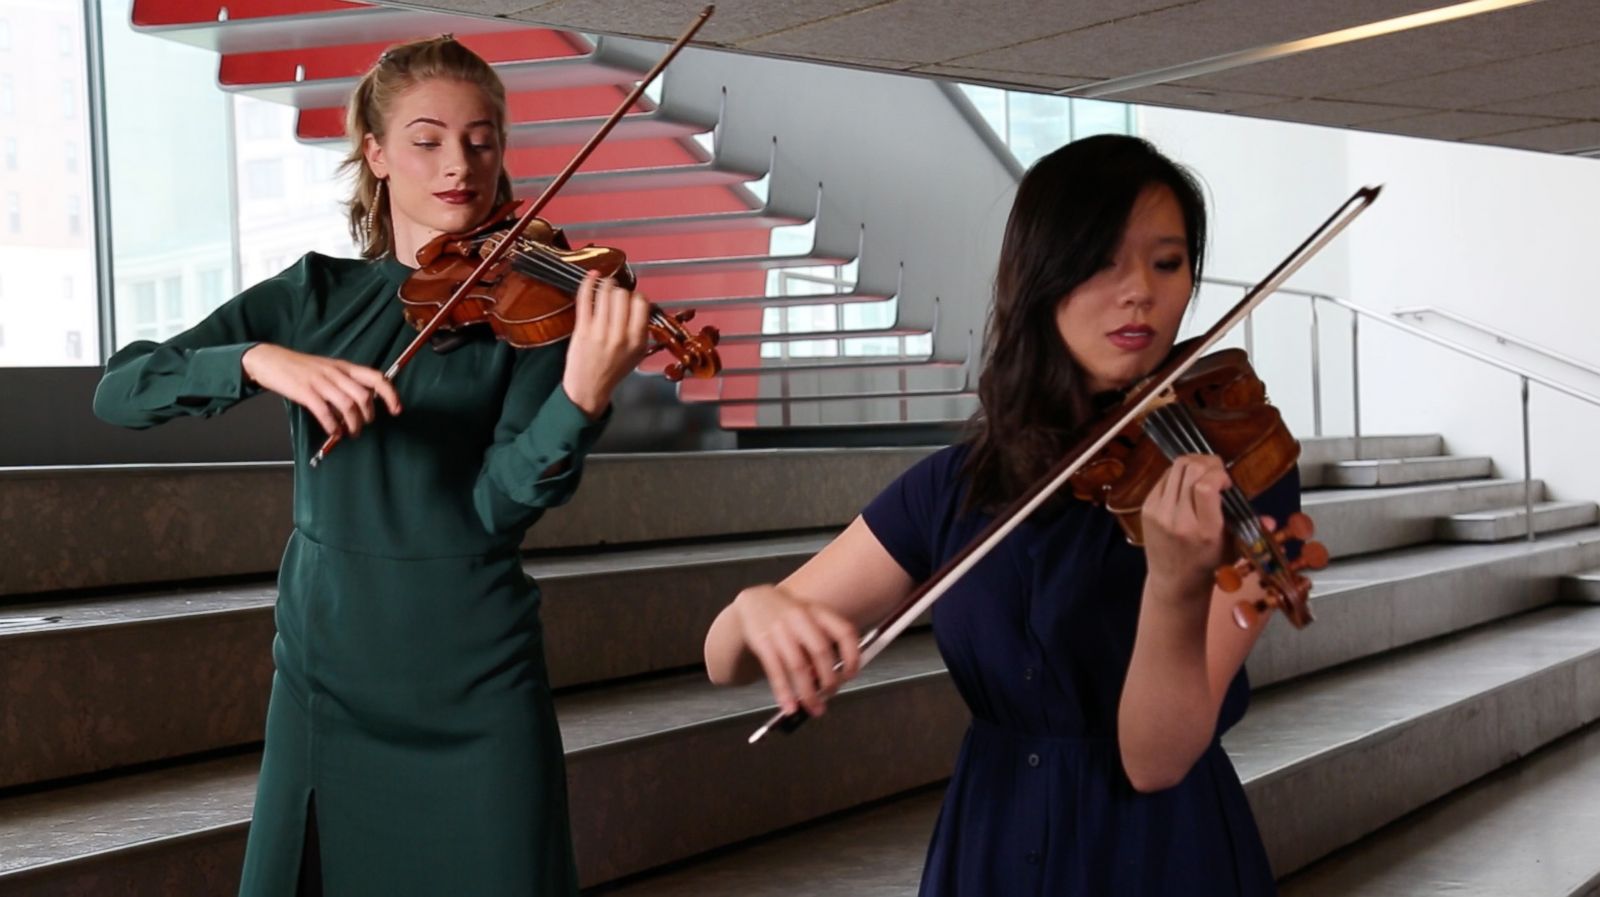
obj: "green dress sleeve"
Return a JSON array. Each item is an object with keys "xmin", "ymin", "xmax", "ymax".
[
  {"xmin": 92, "ymin": 257, "xmax": 305, "ymax": 429},
  {"xmin": 472, "ymin": 342, "xmax": 612, "ymax": 536}
]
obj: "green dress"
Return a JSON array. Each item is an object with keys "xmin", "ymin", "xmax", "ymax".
[{"xmin": 93, "ymin": 253, "xmax": 607, "ymax": 896}]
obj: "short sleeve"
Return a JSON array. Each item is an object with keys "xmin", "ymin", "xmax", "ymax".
[{"xmin": 861, "ymin": 448, "xmax": 961, "ymax": 582}]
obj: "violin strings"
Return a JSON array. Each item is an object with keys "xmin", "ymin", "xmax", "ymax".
[
  {"xmin": 1144, "ymin": 406, "xmax": 1297, "ymax": 599},
  {"xmin": 1146, "ymin": 407, "xmax": 1265, "ymax": 544},
  {"xmin": 1160, "ymin": 406, "xmax": 1271, "ymax": 545},
  {"xmin": 490, "ymin": 239, "xmax": 683, "ymax": 352}
]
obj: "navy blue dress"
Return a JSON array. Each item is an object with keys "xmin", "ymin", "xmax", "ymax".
[{"xmin": 862, "ymin": 444, "xmax": 1299, "ymax": 896}]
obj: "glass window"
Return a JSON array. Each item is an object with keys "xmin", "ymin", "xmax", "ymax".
[
  {"xmin": 1072, "ymin": 99, "xmax": 1131, "ymax": 139},
  {"xmin": 242, "ymin": 101, "xmax": 278, "ymax": 140},
  {"xmin": 842, "ymin": 337, "xmax": 900, "ymax": 356},
  {"xmin": 162, "ymin": 275, "xmax": 183, "ymax": 323},
  {"xmin": 842, "ymin": 299, "xmax": 893, "ymax": 330},
  {"xmin": 99, "ymin": 0, "xmax": 354, "ymax": 353},
  {"xmin": 961, "ymin": 85, "xmax": 1008, "ymax": 141},
  {"xmin": 132, "ymin": 282, "xmax": 155, "ymax": 323},
  {"xmin": 198, "ymin": 267, "xmax": 224, "ymax": 314},
  {"xmin": 1006, "ymin": 92, "xmax": 1072, "ymax": 168},
  {"xmin": 958, "ymin": 83, "xmax": 1134, "ymax": 167},
  {"xmin": 0, "ymin": 2, "xmax": 98, "ymax": 367}
]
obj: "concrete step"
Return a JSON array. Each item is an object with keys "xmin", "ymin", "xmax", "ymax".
[
  {"xmin": 602, "ymin": 787, "xmax": 942, "ymax": 897},
  {"xmin": 1231, "ymin": 605, "xmax": 1600, "ymax": 877},
  {"xmin": 0, "ymin": 533, "xmax": 830, "ymax": 790},
  {"xmin": 1438, "ymin": 500, "xmax": 1600, "ymax": 542},
  {"xmin": 0, "ymin": 635, "xmax": 962, "ymax": 892},
  {"xmin": 1560, "ymin": 568, "xmax": 1600, "ymax": 604},
  {"xmin": 1301, "ymin": 477, "xmax": 1549, "ymax": 558},
  {"xmin": 1249, "ymin": 525, "xmax": 1600, "ymax": 687},
  {"xmin": 1280, "ymin": 721, "xmax": 1600, "ymax": 897},
  {"xmin": 0, "ymin": 448, "xmax": 933, "ymax": 596},
  {"xmin": 1322, "ymin": 455, "xmax": 1494, "ymax": 487},
  {"xmin": 582, "ymin": 606, "xmax": 1600, "ymax": 893},
  {"xmin": 1297, "ymin": 434, "xmax": 1443, "ymax": 488}
]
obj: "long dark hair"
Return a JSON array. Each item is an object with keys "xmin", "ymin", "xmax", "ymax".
[{"xmin": 961, "ymin": 134, "xmax": 1207, "ymax": 514}]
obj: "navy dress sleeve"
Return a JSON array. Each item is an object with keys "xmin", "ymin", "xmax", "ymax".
[{"xmin": 860, "ymin": 446, "xmax": 967, "ymax": 583}]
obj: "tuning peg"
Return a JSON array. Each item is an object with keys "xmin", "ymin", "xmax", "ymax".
[
  {"xmin": 1293, "ymin": 540, "xmax": 1330, "ymax": 572},
  {"xmin": 1232, "ymin": 594, "xmax": 1275, "ymax": 630},
  {"xmin": 1281, "ymin": 512, "xmax": 1316, "ymax": 542},
  {"xmin": 1215, "ymin": 558, "xmax": 1250, "ymax": 592}
]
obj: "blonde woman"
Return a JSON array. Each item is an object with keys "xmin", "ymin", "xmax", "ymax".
[{"xmin": 94, "ymin": 37, "xmax": 646, "ymax": 896}]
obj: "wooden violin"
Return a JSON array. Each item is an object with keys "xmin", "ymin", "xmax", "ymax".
[
  {"xmin": 1070, "ymin": 346, "xmax": 1327, "ymax": 629},
  {"xmin": 400, "ymin": 202, "xmax": 720, "ymax": 382}
]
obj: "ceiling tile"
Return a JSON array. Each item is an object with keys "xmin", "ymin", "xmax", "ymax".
[
  {"xmin": 504, "ymin": 0, "xmax": 890, "ymax": 45},
  {"xmin": 949, "ymin": 0, "xmax": 1454, "ymax": 79},
  {"xmin": 1331, "ymin": 42, "xmax": 1600, "ymax": 108},
  {"xmin": 1361, "ymin": 110, "xmax": 1568, "ymax": 141},
  {"xmin": 739, "ymin": 0, "xmax": 1178, "ymax": 66},
  {"xmin": 440, "ymin": 0, "xmax": 547, "ymax": 13},
  {"xmin": 1469, "ymin": 120, "xmax": 1600, "ymax": 152},
  {"xmin": 908, "ymin": 65, "xmax": 1090, "ymax": 92},
  {"xmin": 1476, "ymin": 83, "xmax": 1600, "ymax": 117},
  {"xmin": 1242, "ymin": 97, "xmax": 1429, "ymax": 126},
  {"xmin": 1111, "ymin": 83, "xmax": 1290, "ymax": 113}
]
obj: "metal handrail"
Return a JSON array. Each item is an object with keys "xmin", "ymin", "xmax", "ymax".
[
  {"xmin": 1204, "ymin": 276, "xmax": 1600, "ymax": 543},
  {"xmin": 1203, "ymin": 278, "xmax": 1600, "ymax": 409},
  {"xmin": 1393, "ymin": 305, "xmax": 1600, "ymax": 381}
]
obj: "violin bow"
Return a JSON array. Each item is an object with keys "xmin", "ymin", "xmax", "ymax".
[
  {"xmin": 748, "ymin": 184, "xmax": 1382, "ymax": 744},
  {"xmin": 311, "ymin": 5, "xmax": 716, "ymax": 468}
]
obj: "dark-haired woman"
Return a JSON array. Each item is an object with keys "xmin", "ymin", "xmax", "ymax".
[{"xmin": 702, "ymin": 134, "xmax": 1296, "ymax": 896}]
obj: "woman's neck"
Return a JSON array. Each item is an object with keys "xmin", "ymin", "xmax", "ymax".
[{"xmin": 387, "ymin": 218, "xmax": 436, "ymax": 269}]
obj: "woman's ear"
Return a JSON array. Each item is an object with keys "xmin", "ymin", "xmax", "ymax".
[{"xmin": 362, "ymin": 132, "xmax": 388, "ymax": 180}]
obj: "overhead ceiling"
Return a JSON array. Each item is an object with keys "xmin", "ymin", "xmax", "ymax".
[{"xmin": 383, "ymin": 0, "xmax": 1600, "ymax": 156}]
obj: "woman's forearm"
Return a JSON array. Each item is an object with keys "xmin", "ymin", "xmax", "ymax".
[
  {"xmin": 704, "ymin": 592, "xmax": 762, "ymax": 686},
  {"xmin": 1117, "ymin": 572, "xmax": 1219, "ymax": 792}
]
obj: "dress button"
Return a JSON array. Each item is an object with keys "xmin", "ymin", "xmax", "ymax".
[
  {"xmin": 1023, "ymin": 666, "xmax": 1035, "ymax": 681},
  {"xmin": 1026, "ymin": 851, "xmax": 1041, "ymax": 865},
  {"xmin": 1027, "ymin": 753, "xmax": 1040, "ymax": 768}
]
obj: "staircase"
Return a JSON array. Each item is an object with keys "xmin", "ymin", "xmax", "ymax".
[
  {"xmin": 123, "ymin": 0, "xmax": 1001, "ymax": 435},
  {"xmin": 6, "ymin": 434, "xmax": 1600, "ymax": 895}
]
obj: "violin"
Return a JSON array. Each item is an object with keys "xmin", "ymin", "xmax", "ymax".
[
  {"xmin": 1070, "ymin": 346, "xmax": 1328, "ymax": 630},
  {"xmin": 310, "ymin": 5, "xmax": 716, "ymax": 467},
  {"xmin": 400, "ymin": 201, "xmax": 721, "ymax": 382},
  {"xmin": 748, "ymin": 185, "xmax": 1382, "ymax": 743}
]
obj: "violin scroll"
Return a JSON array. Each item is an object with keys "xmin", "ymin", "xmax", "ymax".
[
  {"xmin": 1214, "ymin": 511, "xmax": 1328, "ymax": 630},
  {"xmin": 647, "ymin": 308, "xmax": 721, "ymax": 381}
]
